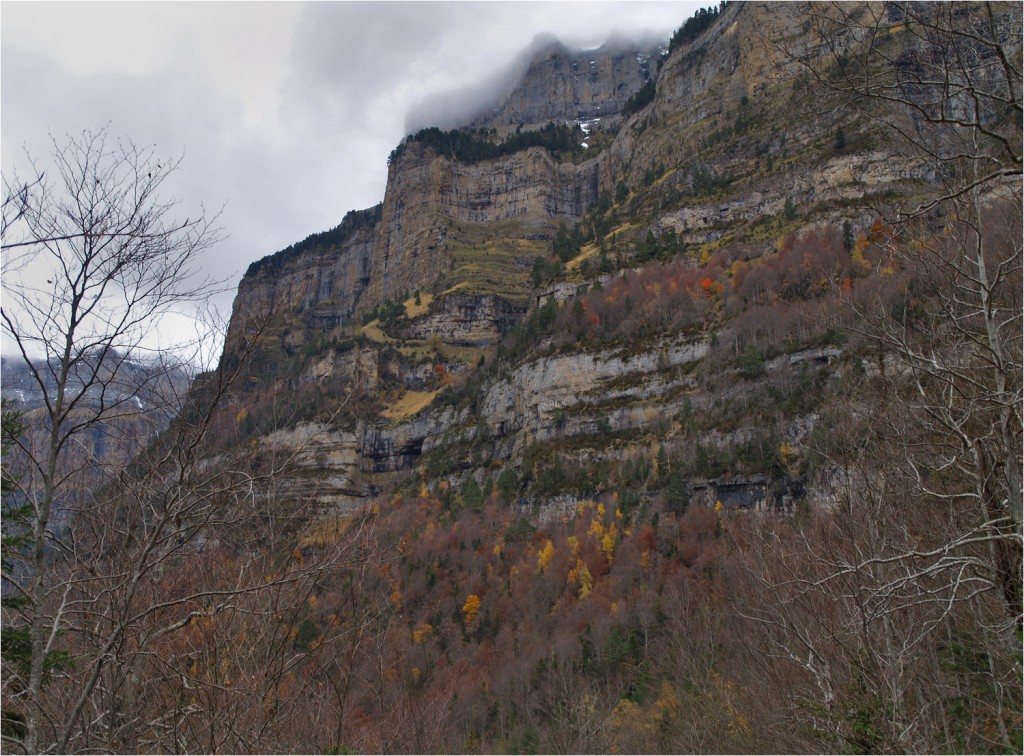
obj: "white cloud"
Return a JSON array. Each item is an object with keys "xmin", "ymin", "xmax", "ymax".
[{"xmin": 2, "ymin": 0, "xmax": 699, "ymax": 356}]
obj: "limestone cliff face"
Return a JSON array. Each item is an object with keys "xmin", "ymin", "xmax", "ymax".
[
  {"xmin": 596, "ymin": 0, "xmax": 936, "ymax": 252},
  {"xmin": 469, "ymin": 37, "xmax": 666, "ymax": 133},
  {"xmin": 259, "ymin": 422, "xmax": 368, "ymax": 512},
  {"xmin": 366, "ymin": 142, "xmax": 603, "ymax": 306},
  {"xmin": 651, "ymin": 149, "xmax": 934, "ymax": 244},
  {"xmin": 340, "ymin": 333, "xmax": 821, "ymax": 506},
  {"xmin": 366, "ymin": 143, "xmax": 452, "ymax": 308},
  {"xmin": 217, "ymin": 3, "xmax": 942, "ymax": 516},
  {"xmin": 600, "ymin": 1, "xmax": 795, "ymax": 183},
  {"xmin": 441, "ymin": 146, "xmax": 602, "ymax": 223},
  {"xmin": 480, "ymin": 335, "xmax": 709, "ymax": 452},
  {"xmin": 226, "ymin": 141, "xmax": 607, "ymax": 356},
  {"xmin": 225, "ymin": 207, "xmax": 379, "ymax": 351},
  {"xmin": 648, "ymin": 2, "xmax": 820, "ymax": 128}
]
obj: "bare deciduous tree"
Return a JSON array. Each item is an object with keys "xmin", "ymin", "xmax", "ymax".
[
  {"xmin": 0, "ymin": 128, "xmax": 369, "ymax": 754},
  {"xmin": 780, "ymin": 1, "xmax": 1021, "ymax": 211},
  {"xmin": 734, "ymin": 5, "xmax": 1022, "ymax": 752},
  {"xmin": 777, "ymin": 0, "xmax": 1023, "ymax": 631},
  {"xmin": 1, "ymin": 127, "xmax": 224, "ymax": 752}
]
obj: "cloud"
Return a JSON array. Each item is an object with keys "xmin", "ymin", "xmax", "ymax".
[
  {"xmin": 1, "ymin": 0, "xmax": 698, "ymax": 356},
  {"xmin": 403, "ymin": 37, "xmax": 540, "ymax": 134}
]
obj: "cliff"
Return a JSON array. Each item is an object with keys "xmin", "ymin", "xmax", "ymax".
[
  {"xmin": 468, "ymin": 36, "xmax": 666, "ymax": 133},
  {"xmin": 405, "ymin": 34, "xmax": 667, "ymax": 136},
  {"xmin": 42, "ymin": 5, "xmax": 1015, "ymax": 752},
  {"xmin": 216, "ymin": 2, "xmax": 962, "ymax": 514},
  {"xmin": 226, "ymin": 138, "xmax": 608, "ymax": 360}
]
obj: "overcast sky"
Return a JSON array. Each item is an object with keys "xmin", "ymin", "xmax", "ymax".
[{"xmin": 2, "ymin": 0, "xmax": 697, "ymax": 353}]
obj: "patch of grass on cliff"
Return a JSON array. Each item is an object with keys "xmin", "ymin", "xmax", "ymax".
[
  {"xmin": 356, "ymin": 319, "xmax": 396, "ymax": 344},
  {"xmin": 396, "ymin": 343, "xmax": 488, "ymax": 368},
  {"xmin": 444, "ymin": 234, "xmax": 546, "ymax": 302},
  {"xmin": 564, "ymin": 220, "xmax": 641, "ymax": 275},
  {"xmin": 443, "ymin": 344, "xmax": 489, "ymax": 364},
  {"xmin": 381, "ymin": 388, "xmax": 444, "ymax": 420},
  {"xmin": 359, "ymin": 312, "xmax": 491, "ymax": 367},
  {"xmin": 565, "ymin": 242, "xmax": 600, "ymax": 273},
  {"xmin": 403, "ymin": 291, "xmax": 434, "ymax": 318},
  {"xmin": 439, "ymin": 281, "xmax": 471, "ymax": 298}
]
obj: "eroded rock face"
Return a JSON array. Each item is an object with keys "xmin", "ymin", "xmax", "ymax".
[
  {"xmin": 651, "ymin": 150, "xmax": 932, "ymax": 242},
  {"xmin": 469, "ymin": 37, "xmax": 666, "ymax": 133},
  {"xmin": 258, "ymin": 423, "xmax": 370, "ymax": 512},
  {"xmin": 225, "ymin": 209, "xmax": 378, "ymax": 353},
  {"xmin": 245, "ymin": 327, "xmax": 828, "ymax": 510},
  {"xmin": 481, "ymin": 336, "xmax": 709, "ymax": 447},
  {"xmin": 651, "ymin": 3, "xmax": 810, "ymax": 128},
  {"xmin": 353, "ymin": 335, "xmax": 709, "ymax": 485},
  {"xmin": 366, "ymin": 143, "xmax": 603, "ymax": 305},
  {"xmin": 404, "ymin": 295, "xmax": 526, "ymax": 346},
  {"xmin": 691, "ymin": 475, "xmax": 806, "ymax": 512},
  {"xmin": 227, "ymin": 8, "xmax": 824, "ymax": 360},
  {"xmin": 435, "ymin": 146, "xmax": 602, "ymax": 225},
  {"xmin": 214, "ymin": 2, "xmax": 943, "ymax": 515},
  {"xmin": 360, "ymin": 406, "xmax": 463, "ymax": 474}
]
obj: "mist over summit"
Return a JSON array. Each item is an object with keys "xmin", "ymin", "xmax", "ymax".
[{"xmin": 404, "ymin": 31, "xmax": 668, "ymax": 135}]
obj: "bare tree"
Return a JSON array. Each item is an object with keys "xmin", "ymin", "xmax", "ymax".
[
  {"xmin": 0, "ymin": 127, "xmax": 219, "ymax": 752},
  {"xmin": 0, "ymin": 128, "xmax": 368, "ymax": 754},
  {"xmin": 779, "ymin": 1, "xmax": 1021, "ymax": 209},
  {"xmin": 734, "ymin": 403, "xmax": 1021, "ymax": 752},
  {"xmin": 731, "ymin": 4, "xmax": 1022, "ymax": 751},
  {"xmin": 772, "ymin": 0, "xmax": 1023, "ymax": 626}
]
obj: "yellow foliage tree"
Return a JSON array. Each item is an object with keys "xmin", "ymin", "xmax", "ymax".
[
  {"xmin": 537, "ymin": 538, "xmax": 555, "ymax": 573},
  {"xmin": 778, "ymin": 440, "xmax": 797, "ymax": 474},
  {"xmin": 462, "ymin": 593, "xmax": 481, "ymax": 626},
  {"xmin": 568, "ymin": 559, "xmax": 593, "ymax": 599},
  {"xmin": 602, "ymin": 530, "xmax": 618, "ymax": 563},
  {"xmin": 608, "ymin": 681, "xmax": 682, "ymax": 753},
  {"xmin": 608, "ymin": 699, "xmax": 656, "ymax": 753},
  {"xmin": 566, "ymin": 534, "xmax": 580, "ymax": 556},
  {"xmin": 412, "ymin": 623, "xmax": 433, "ymax": 644},
  {"xmin": 851, "ymin": 234, "xmax": 872, "ymax": 273}
]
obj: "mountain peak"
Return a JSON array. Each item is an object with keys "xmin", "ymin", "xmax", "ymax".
[{"xmin": 404, "ymin": 30, "xmax": 664, "ymax": 135}]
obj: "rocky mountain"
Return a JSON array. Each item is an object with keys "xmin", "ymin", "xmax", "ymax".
[
  {"xmin": 406, "ymin": 33, "xmax": 667, "ymax": 136},
  {"xmin": 0, "ymin": 350, "xmax": 191, "ymax": 467},
  {"xmin": 216, "ymin": 0, "xmax": 946, "ymax": 516},
  {"xmin": 466, "ymin": 35, "xmax": 666, "ymax": 134},
  {"xmin": 1, "ymin": 351, "xmax": 188, "ymax": 419},
  {"xmin": 1, "ymin": 351, "xmax": 191, "ymax": 527}
]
